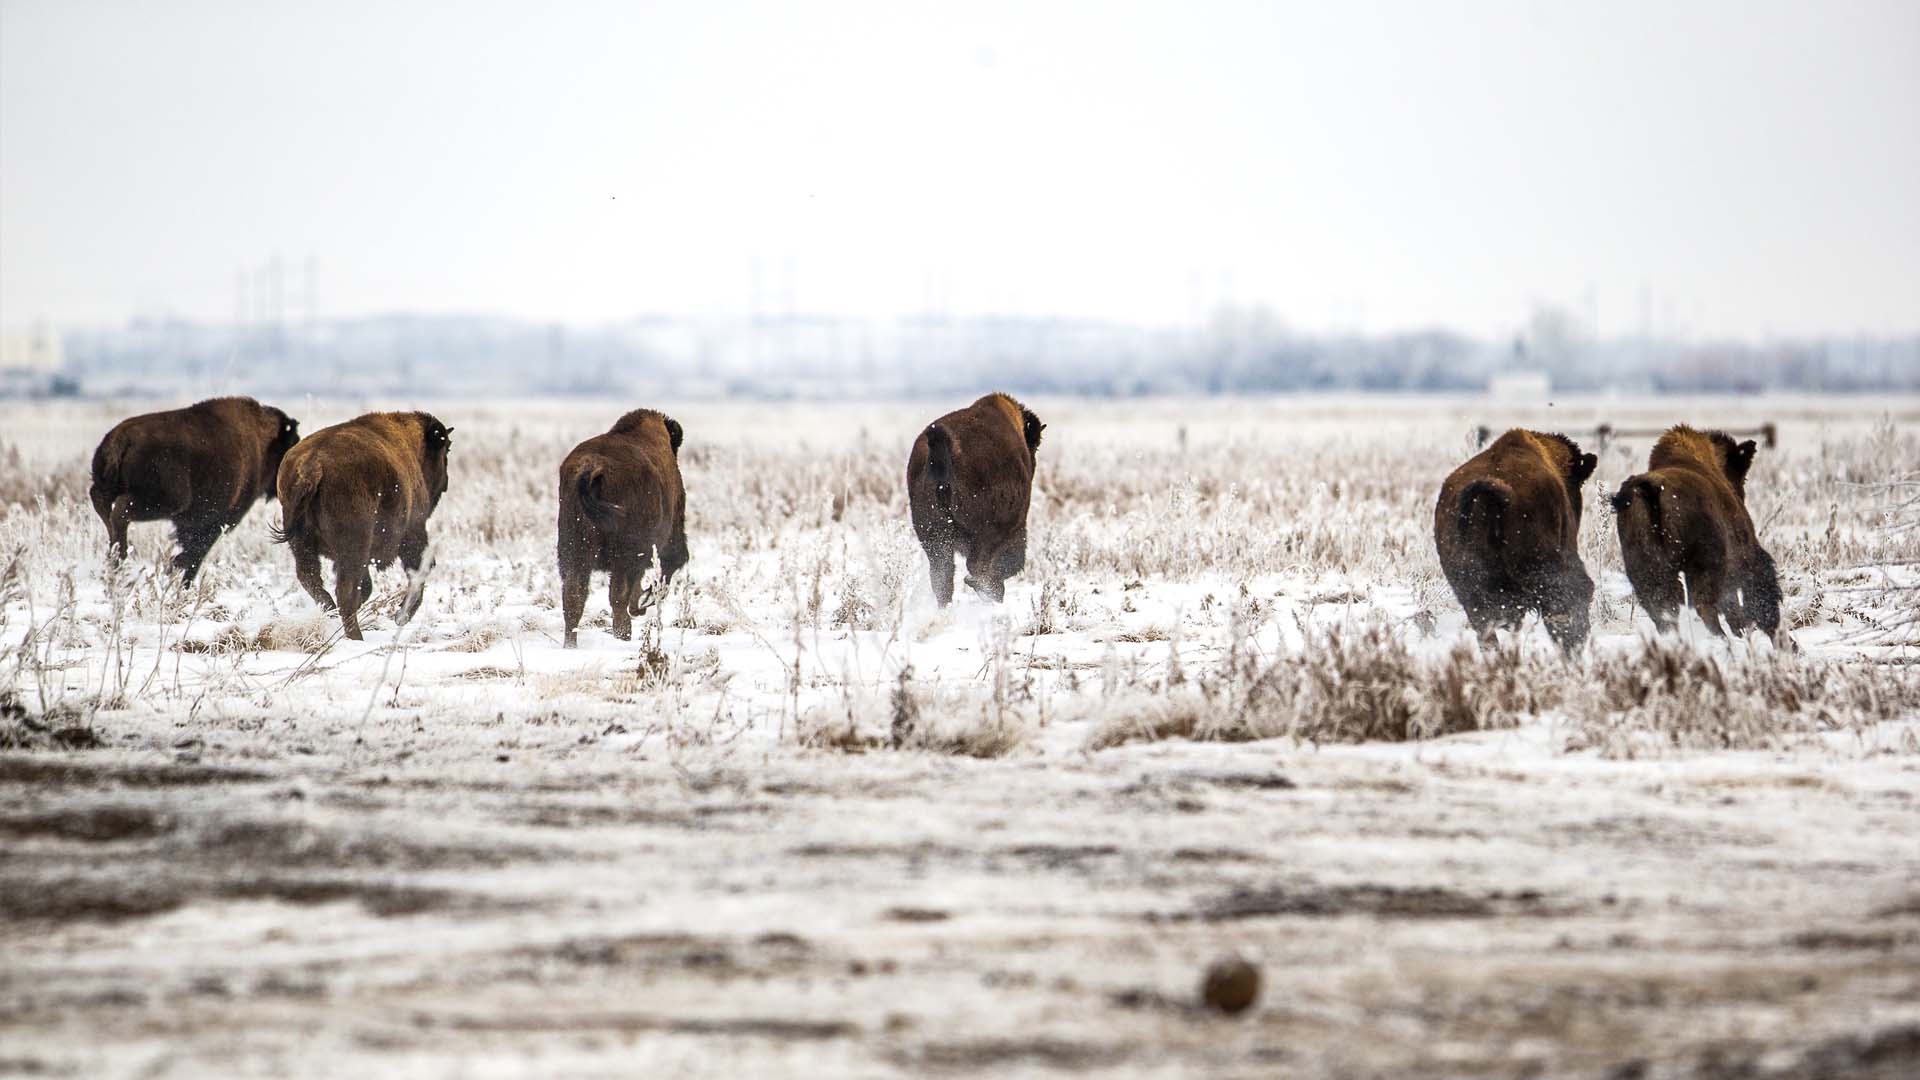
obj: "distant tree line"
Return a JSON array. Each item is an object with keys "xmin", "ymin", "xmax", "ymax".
[{"xmin": 43, "ymin": 311, "xmax": 1920, "ymax": 400}]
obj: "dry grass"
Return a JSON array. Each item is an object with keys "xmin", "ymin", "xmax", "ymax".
[
  {"xmin": 1085, "ymin": 620, "xmax": 1920, "ymax": 757},
  {"xmin": 800, "ymin": 665, "xmax": 1032, "ymax": 759},
  {"xmin": 2, "ymin": 397, "xmax": 1917, "ymax": 753},
  {"xmin": 1086, "ymin": 624, "xmax": 1551, "ymax": 749},
  {"xmin": 1569, "ymin": 635, "xmax": 1920, "ymax": 756}
]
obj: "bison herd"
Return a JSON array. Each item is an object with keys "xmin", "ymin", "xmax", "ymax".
[
  {"xmin": 1438, "ymin": 425, "xmax": 1783, "ymax": 651},
  {"xmin": 85, "ymin": 396, "xmax": 1782, "ymax": 651}
]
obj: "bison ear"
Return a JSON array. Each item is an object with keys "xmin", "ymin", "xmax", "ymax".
[
  {"xmin": 665, "ymin": 417, "xmax": 684, "ymax": 455},
  {"xmin": 1570, "ymin": 452, "xmax": 1597, "ymax": 485},
  {"xmin": 1022, "ymin": 408, "xmax": 1045, "ymax": 455}
]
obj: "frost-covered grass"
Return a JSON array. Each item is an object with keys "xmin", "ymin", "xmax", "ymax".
[
  {"xmin": 5, "ymin": 396, "xmax": 1920, "ymax": 1078},
  {"xmin": 2, "ymin": 395, "xmax": 1915, "ymax": 759}
]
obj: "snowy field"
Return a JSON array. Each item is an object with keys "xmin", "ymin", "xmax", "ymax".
[{"xmin": 3, "ymin": 394, "xmax": 1919, "ymax": 1078}]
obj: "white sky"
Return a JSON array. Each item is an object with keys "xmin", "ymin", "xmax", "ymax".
[{"xmin": 2, "ymin": 0, "xmax": 1916, "ymax": 338}]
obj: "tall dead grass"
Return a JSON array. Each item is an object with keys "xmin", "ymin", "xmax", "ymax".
[
  {"xmin": 3, "ymin": 399, "xmax": 1918, "ymax": 754},
  {"xmin": 1085, "ymin": 625, "xmax": 1551, "ymax": 749},
  {"xmin": 1085, "ymin": 623, "xmax": 1920, "ymax": 757}
]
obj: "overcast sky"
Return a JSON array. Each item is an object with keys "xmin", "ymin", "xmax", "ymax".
[{"xmin": 3, "ymin": 0, "xmax": 1916, "ymax": 338}]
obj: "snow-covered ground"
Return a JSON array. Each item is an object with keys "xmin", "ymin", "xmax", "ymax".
[{"xmin": 3, "ymin": 395, "xmax": 1918, "ymax": 1077}]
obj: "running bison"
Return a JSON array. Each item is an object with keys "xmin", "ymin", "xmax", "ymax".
[
  {"xmin": 1611, "ymin": 425, "xmax": 1783, "ymax": 639},
  {"xmin": 557, "ymin": 409, "xmax": 689, "ymax": 648},
  {"xmin": 906, "ymin": 393, "xmax": 1044, "ymax": 605},
  {"xmin": 273, "ymin": 411, "xmax": 453, "ymax": 641},
  {"xmin": 89, "ymin": 396, "xmax": 301, "ymax": 584},
  {"xmin": 1434, "ymin": 429, "xmax": 1598, "ymax": 652}
]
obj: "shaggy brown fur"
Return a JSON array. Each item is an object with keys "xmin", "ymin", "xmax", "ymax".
[
  {"xmin": 273, "ymin": 411, "xmax": 453, "ymax": 641},
  {"xmin": 1611, "ymin": 425, "xmax": 1782, "ymax": 638},
  {"xmin": 1433, "ymin": 429, "xmax": 1598, "ymax": 652},
  {"xmin": 88, "ymin": 397, "xmax": 301, "ymax": 584},
  {"xmin": 906, "ymin": 393, "xmax": 1044, "ymax": 605},
  {"xmin": 557, "ymin": 409, "xmax": 689, "ymax": 648}
]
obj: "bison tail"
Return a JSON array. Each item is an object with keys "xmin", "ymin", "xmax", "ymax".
[
  {"xmin": 925, "ymin": 423, "xmax": 954, "ymax": 512},
  {"xmin": 576, "ymin": 468, "xmax": 622, "ymax": 530},
  {"xmin": 270, "ymin": 464, "xmax": 320, "ymax": 546},
  {"xmin": 90, "ymin": 435, "xmax": 127, "ymax": 495},
  {"xmin": 1610, "ymin": 477, "xmax": 1663, "ymax": 537},
  {"xmin": 1456, "ymin": 479, "xmax": 1511, "ymax": 547}
]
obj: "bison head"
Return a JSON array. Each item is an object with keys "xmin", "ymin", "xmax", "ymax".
[
  {"xmin": 420, "ymin": 414, "xmax": 454, "ymax": 507},
  {"xmin": 1725, "ymin": 438, "xmax": 1758, "ymax": 499},
  {"xmin": 261, "ymin": 407, "xmax": 301, "ymax": 501},
  {"xmin": 1021, "ymin": 407, "xmax": 1045, "ymax": 458},
  {"xmin": 1563, "ymin": 448, "xmax": 1598, "ymax": 523},
  {"xmin": 1708, "ymin": 432, "xmax": 1759, "ymax": 500}
]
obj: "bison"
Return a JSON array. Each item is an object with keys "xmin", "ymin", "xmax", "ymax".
[
  {"xmin": 273, "ymin": 411, "xmax": 453, "ymax": 641},
  {"xmin": 1610, "ymin": 425, "xmax": 1783, "ymax": 639},
  {"xmin": 1433, "ymin": 428, "xmax": 1598, "ymax": 652},
  {"xmin": 88, "ymin": 396, "xmax": 301, "ymax": 584},
  {"xmin": 557, "ymin": 409, "xmax": 689, "ymax": 648},
  {"xmin": 906, "ymin": 393, "xmax": 1044, "ymax": 605}
]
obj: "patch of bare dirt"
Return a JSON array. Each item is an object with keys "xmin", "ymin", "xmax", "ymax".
[{"xmin": 1187, "ymin": 881, "xmax": 1559, "ymax": 921}]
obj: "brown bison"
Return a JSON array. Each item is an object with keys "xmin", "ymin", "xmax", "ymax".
[
  {"xmin": 273, "ymin": 411, "xmax": 453, "ymax": 641},
  {"xmin": 88, "ymin": 396, "xmax": 301, "ymax": 584},
  {"xmin": 906, "ymin": 393, "xmax": 1044, "ymax": 605},
  {"xmin": 1611, "ymin": 425, "xmax": 1782, "ymax": 638},
  {"xmin": 557, "ymin": 409, "xmax": 689, "ymax": 648},
  {"xmin": 1433, "ymin": 429, "xmax": 1598, "ymax": 651}
]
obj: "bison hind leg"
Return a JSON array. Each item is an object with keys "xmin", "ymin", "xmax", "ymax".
[
  {"xmin": 961, "ymin": 555, "xmax": 1005, "ymax": 603},
  {"xmin": 921, "ymin": 533, "xmax": 956, "ymax": 608},
  {"xmin": 662, "ymin": 526, "xmax": 690, "ymax": 583},
  {"xmin": 102, "ymin": 494, "xmax": 134, "ymax": 568},
  {"xmin": 560, "ymin": 568, "xmax": 590, "ymax": 649},
  {"xmin": 171, "ymin": 517, "xmax": 224, "ymax": 585},
  {"xmin": 1541, "ymin": 603, "xmax": 1590, "ymax": 654},
  {"xmin": 289, "ymin": 536, "xmax": 336, "ymax": 612},
  {"xmin": 1535, "ymin": 560, "xmax": 1594, "ymax": 655},
  {"xmin": 1682, "ymin": 573, "xmax": 1729, "ymax": 637},
  {"xmin": 1624, "ymin": 567, "xmax": 1683, "ymax": 635},
  {"xmin": 1639, "ymin": 593, "xmax": 1680, "ymax": 635},
  {"xmin": 331, "ymin": 538, "xmax": 373, "ymax": 641},
  {"xmin": 397, "ymin": 526, "xmax": 432, "ymax": 627},
  {"xmin": 1462, "ymin": 604, "xmax": 1502, "ymax": 645},
  {"xmin": 965, "ymin": 576, "xmax": 1006, "ymax": 603},
  {"xmin": 995, "ymin": 528, "xmax": 1028, "ymax": 580},
  {"xmin": 1693, "ymin": 605, "xmax": 1730, "ymax": 637},
  {"xmin": 623, "ymin": 547, "xmax": 669, "ymax": 618},
  {"xmin": 608, "ymin": 570, "xmax": 640, "ymax": 641},
  {"xmin": 1442, "ymin": 565, "xmax": 1505, "ymax": 644},
  {"xmin": 1740, "ymin": 553, "xmax": 1784, "ymax": 636}
]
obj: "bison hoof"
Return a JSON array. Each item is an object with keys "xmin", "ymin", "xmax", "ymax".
[
  {"xmin": 563, "ymin": 633, "xmax": 578, "ymax": 649},
  {"xmin": 964, "ymin": 576, "xmax": 1005, "ymax": 602}
]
